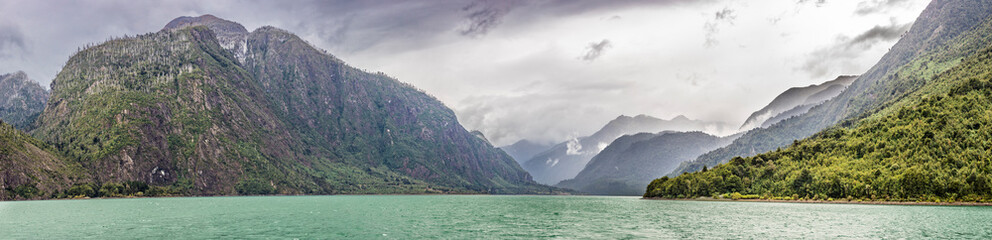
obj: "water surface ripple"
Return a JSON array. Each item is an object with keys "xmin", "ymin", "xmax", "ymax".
[{"xmin": 2, "ymin": 195, "xmax": 990, "ymax": 239}]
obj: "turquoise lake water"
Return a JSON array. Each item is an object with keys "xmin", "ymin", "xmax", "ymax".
[{"xmin": 2, "ymin": 195, "xmax": 991, "ymax": 239}]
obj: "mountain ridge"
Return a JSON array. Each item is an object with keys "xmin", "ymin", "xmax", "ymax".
[
  {"xmin": 522, "ymin": 114, "xmax": 734, "ymax": 185},
  {"xmin": 0, "ymin": 71, "xmax": 49, "ymax": 130},
  {"xmin": 669, "ymin": 0, "xmax": 992, "ymax": 176},
  {"xmin": 18, "ymin": 15, "xmax": 555, "ymax": 199},
  {"xmin": 557, "ymin": 131, "xmax": 738, "ymax": 195}
]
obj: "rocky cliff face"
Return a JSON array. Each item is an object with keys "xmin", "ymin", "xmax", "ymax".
[
  {"xmin": 164, "ymin": 15, "xmax": 249, "ymax": 63},
  {"xmin": 29, "ymin": 15, "xmax": 550, "ymax": 196},
  {"xmin": 0, "ymin": 71, "xmax": 49, "ymax": 130}
]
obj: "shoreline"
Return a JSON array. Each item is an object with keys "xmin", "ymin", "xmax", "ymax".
[
  {"xmin": 643, "ymin": 197, "xmax": 992, "ymax": 206},
  {"xmin": 0, "ymin": 192, "xmax": 579, "ymax": 202}
]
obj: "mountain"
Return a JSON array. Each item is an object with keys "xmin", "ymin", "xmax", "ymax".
[
  {"xmin": 0, "ymin": 71, "xmax": 49, "ymax": 130},
  {"xmin": 29, "ymin": 15, "xmax": 552, "ymax": 197},
  {"xmin": 647, "ymin": 0, "xmax": 992, "ymax": 202},
  {"xmin": 669, "ymin": 0, "xmax": 992, "ymax": 177},
  {"xmin": 556, "ymin": 131, "xmax": 738, "ymax": 195},
  {"xmin": 500, "ymin": 140, "xmax": 553, "ymax": 165},
  {"xmin": 0, "ymin": 122, "xmax": 85, "ymax": 200},
  {"xmin": 521, "ymin": 114, "xmax": 734, "ymax": 185},
  {"xmin": 739, "ymin": 75, "xmax": 857, "ymax": 130}
]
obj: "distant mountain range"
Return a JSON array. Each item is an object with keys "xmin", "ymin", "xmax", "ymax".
[
  {"xmin": 500, "ymin": 140, "xmax": 553, "ymax": 165},
  {"xmin": 739, "ymin": 75, "xmax": 857, "ymax": 131},
  {"xmin": 3, "ymin": 15, "xmax": 558, "ymax": 200},
  {"xmin": 0, "ymin": 71, "xmax": 48, "ymax": 130},
  {"xmin": 520, "ymin": 114, "xmax": 734, "ymax": 185},
  {"xmin": 556, "ymin": 131, "xmax": 738, "ymax": 195}
]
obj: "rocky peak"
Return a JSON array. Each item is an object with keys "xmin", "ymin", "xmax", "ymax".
[
  {"xmin": 164, "ymin": 14, "xmax": 249, "ymax": 63},
  {"xmin": 0, "ymin": 71, "xmax": 49, "ymax": 129}
]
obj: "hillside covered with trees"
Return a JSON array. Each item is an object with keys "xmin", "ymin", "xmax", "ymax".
[{"xmin": 645, "ymin": 8, "xmax": 992, "ymax": 202}]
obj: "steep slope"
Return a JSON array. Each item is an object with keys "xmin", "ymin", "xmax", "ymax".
[
  {"xmin": 0, "ymin": 71, "xmax": 49, "ymax": 130},
  {"xmin": 0, "ymin": 122, "xmax": 86, "ymax": 200},
  {"xmin": 739, "ymin": 75, "xmax": 857, "ymax": 130},
  {"xmin": 522, "ymin": 114, "xmax": 734, "ymax": 185},
  {"xmin": 29, "ymin": 15, "xmax": 550, "ymax": 197},
  {"xmin": 556, "ymin": 131, "xmax": 737, "ymax": 195},
  {"xmin": 500, "ymin": 140, "xmax": 553, "ymax": 165},
  {"xmin": 670, "ymin": 0, "xmax": 992, "ymax": 176},
  {"xmin": 647, "ymin": 41, "xmax": 992, "ymax": 201},
  {"xmin": 164, "ymin": 15, "xmax": 249, "ymax": 63},
  {"xmin": 242, "ymin": 25, "xmax": 542, "ymax": 193},
  {"xmin": 33, "ymin": 25, "xmax": 316, "ymax": 195}
]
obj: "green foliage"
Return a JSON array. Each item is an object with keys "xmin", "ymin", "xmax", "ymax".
[
  {"xmin": 646, "ymin": 42, "xmax": 992, "ymax": 203},
  {"xmin": 15, "ymin": 18, "xmax": 556, "ymax": 201},
  {"xmin": 11, "ymin": 185, "xmax": 40, "ymax": 199},
  {"xmin": 671, "ymin": 3, "xmax": 992, "ymax": 176},
  {"xmin": 235, "ymin": 179, "xmax": 276, "ymax": 195}
]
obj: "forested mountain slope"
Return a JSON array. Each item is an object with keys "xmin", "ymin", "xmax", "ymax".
[
  {"xmin": 0, "ymin": 122, "xmax": 85, "ymax": 200},
  {"xmin": 27, "ymin": 15, "xmax": 552, "ymax": 197},
  {"xmin": 646, "ymin": 4, "xmax": 992, "ymax": 202},
  {"xmin": 670, "ymin": 0, "xmax": 992, "ymax": 176}
]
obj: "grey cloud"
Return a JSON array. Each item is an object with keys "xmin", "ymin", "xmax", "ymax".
[
  {"xmin": 855, "ymin": 0, "xmax": 910, "ymax": 15},
  {"xmin": 0, "ymin": 0, "xmax": 718, "ymax": 145},
  {"xmin": 797, "ymin": 0, "xmax": 827, "ymax": 7},
  {"xmin": 456, "ymin": 0, "xmax": 707, "ymax": 37},
  {"xmin": 847, "ymin": 22, "xmax": 911, "ymax": 47},
  {"xmin": 704, "ymin": 7, "xmax": 735, "ymax": 47},
  {"xmin": 715, "ymin": 8, "xmax": 736, "ymax": 21},
  {"xmin": 459, "ymin": 0, "xmax": 520, "ymax": 37},
  {"xmin": 800, "ymin": 21, "xmax": 911, "ymax": 78},
  {"xmin": 0, "ymin": 24, "xmax": 26, "ymax": 58},
  {"xmin": 580, "ymin": 39, "xmax": 612, "ymax": 61}
]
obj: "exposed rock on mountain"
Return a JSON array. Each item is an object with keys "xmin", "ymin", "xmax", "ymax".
[
  {"xmin": 29, "ymin": 15, "xmax": 550, "ymax": 197},
  {"xmin": 0, "ymin": 71, "xmax": 49, "ymax": 130}
]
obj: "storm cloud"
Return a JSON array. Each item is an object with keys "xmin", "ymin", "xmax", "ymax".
[
  {"xmin": 0, "ymin": 0, "xmax": 928, "ymax": 146},
  {"xmin": 0, "ymin": 24, "xmax": 26, "ymax": 58},
  {"xmin": 856, "ymin": 0, "xmax": 912, "ymax": 15},
  {"xmin": 580, "ymin": 39, "xmax": 612, "ymax": 61},
  {"xmin": 800, "ymin": 21, "xmax": 912, "ymax": 78}
]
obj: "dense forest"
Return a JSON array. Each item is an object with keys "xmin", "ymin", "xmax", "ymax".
[
  {"xmin": 670, "ymin": 0, "xmax": 992, "ymax": 176},
  {"xmin": 645, "ymin": 39, "xmax": 992, "ymax": 202}
]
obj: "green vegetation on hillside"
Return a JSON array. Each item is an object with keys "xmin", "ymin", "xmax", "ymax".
[
  {"xmin": 0, "ymin": 121, "xmax": 88, "ymax": 200},
  {"xmin": 670, "ymin": 0, "xmax": 992, "ymax": 176},
  {"xmin": 18, "ymin": 15, "xmax": 556, "ymax": 199},
  {"xmin": 645, "ymin": 42, "xmax": 992, "ymax": 203}
]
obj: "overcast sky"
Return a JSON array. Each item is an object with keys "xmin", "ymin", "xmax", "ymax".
[{"xmin": 0, "ymin": 0, "xmax": 928, "ymax": 146}]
